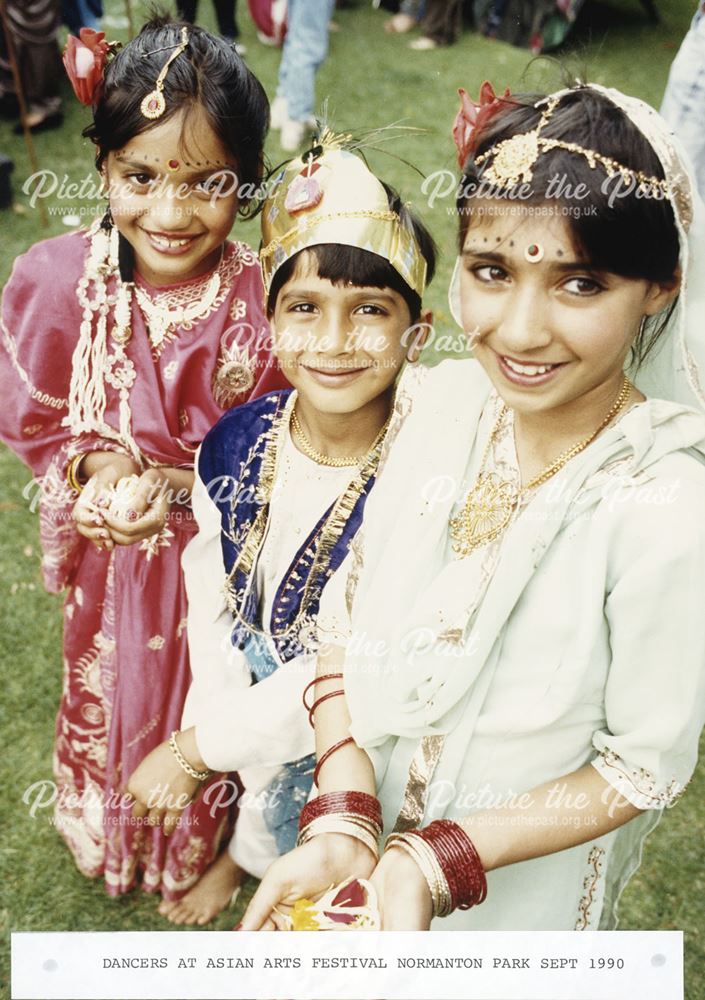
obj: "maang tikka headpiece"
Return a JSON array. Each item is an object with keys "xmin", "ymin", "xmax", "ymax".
[
  {"xmin": 474, "ymin": 91, "xmax": 672, "ymax": 200},
  {"xmin": 140, "ymin": 26, "xmax": 189, "ymax": 120}
]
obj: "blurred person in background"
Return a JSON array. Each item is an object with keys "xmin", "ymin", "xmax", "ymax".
[
  {"xmin": 660, "ymin": 1, "xmax": 705, "ymax": 196},
  {"xmin": 176, "ymin": 0, "xmax": 247, "ymax": 54},
  {"xmin": 270, "ymin": 0, "xmax": 335, "ymax": 151},
  {"xmin": 410, "ymin": 0, "xmax": 462, "ymax": 49},
  {"xmin": 61, "ymin": 0, "xmax": 103, "ymax": 34},
  {"xmin": 385, "ymin": 0, "xmax": 424, "ymax": 33},
  {"xmin": 0, "ymin": 0, "xmax": 63, "ymax": 132}
]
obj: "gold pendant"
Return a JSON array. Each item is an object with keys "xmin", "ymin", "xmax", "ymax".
[
  {"xmin": 140, "ymin": 89, "xmax": 166, "ymax": 120},
  {"xmin": 449, "ymin": 472, "xmax": 518, "ymax": 557}
]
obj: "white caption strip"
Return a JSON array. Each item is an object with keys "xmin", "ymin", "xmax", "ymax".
[{"xmin": 12, "ymin": 930, "xmax": 682, "ymax": 1000}]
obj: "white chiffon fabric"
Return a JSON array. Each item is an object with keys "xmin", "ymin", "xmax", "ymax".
[
  {"xmin": 318, "ymin": 358, "xmax": 705, "ymax": 929},
  {"xmin": 318, "ymin": 85, "xmax": 705, "ymax": 929},
  {"xmin": 182, "ymin": 431, "xmax": 353, "ymax": 877}
]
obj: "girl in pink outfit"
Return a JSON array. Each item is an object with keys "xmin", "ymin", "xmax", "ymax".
[{"xmin": 0, "ymin": 16, "xmax": 283, "ymax": 899}]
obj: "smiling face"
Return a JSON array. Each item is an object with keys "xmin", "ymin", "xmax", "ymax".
[
  {"xmin": 459, "ymin": 204, "xmax": 677, "ymax": 419},
  {"xmin": 271, "ymin": 252, "xmax": 415, "ymax": 417},
  {"xmin": 104, "ymin": 106, "xmax": 239, "ymax": 286}
]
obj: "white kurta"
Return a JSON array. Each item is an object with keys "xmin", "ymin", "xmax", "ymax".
[
  {"xmin": 182, "ymin": 429, "xmax": 355, "ymax": 876},
  {"xmin": 319, "ymin": 358, "xmax": 705, "ymax": 930}
]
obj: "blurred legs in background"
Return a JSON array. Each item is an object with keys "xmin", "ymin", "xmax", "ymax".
[
  {"xmin": 273, "ymin": 0, "xmax": 335, "ymax": 151},
  {"xmin": 660, "ymin": 2, "xmax": 705, "ymax": 196},
  {"xmin": 0, "ymin": 0, "xmax": 63, "ymax": 132}
]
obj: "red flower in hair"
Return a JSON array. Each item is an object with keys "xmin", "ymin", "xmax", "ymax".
[
  {"xmin": 452, "ymin": 82, "xmax": 512, "ymax": 169},
  {"xmin": 63, "ymin": 29, "xmax": 110, "ymax": 106}
]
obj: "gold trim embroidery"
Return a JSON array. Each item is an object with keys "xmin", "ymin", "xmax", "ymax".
[
  {"xmin": 575, "ymin": 845, "xmax": 605, "ymax": 930},
  {"xmin": 392, "ymin": 734, "xmax": 446, "ymax": 833},
  {"xmin": 137, "ymin": 242, "xmax": 257, "ymax": 359},
  {"xmin": 224, "ymin": 394, "xmax": 388, "ymax": 646}
]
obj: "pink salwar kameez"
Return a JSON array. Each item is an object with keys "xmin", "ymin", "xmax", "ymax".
[{"xmin": 0, "ymin": 228, "xmax": 283, "ymax": 897}]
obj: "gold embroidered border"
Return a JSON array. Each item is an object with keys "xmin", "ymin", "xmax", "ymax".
[{"xmin": 392, "ymin": 734, "xmax": 446, "ymax": 833}]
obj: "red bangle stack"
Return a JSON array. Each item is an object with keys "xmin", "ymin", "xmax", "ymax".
[
  {"xmin": 297, "ymin": 790, "xmax": 383, "ymax": 862},
  {"xmin": 299, "ymin": 790, "xmax": 383, "ymax": 833},
  {"xmin": 385, "ymin": 818, "xmax": 487, "ymax": 917},
  {"xmin": 415, "ymin": 820, "xmax": 487, "ymax": 911}
]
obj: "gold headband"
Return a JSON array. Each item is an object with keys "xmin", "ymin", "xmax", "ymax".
[
  {"xmin": 260, "ymin": 135, "xmax": 428, "ymax": 298},
  {"xmin": 140, "ymin": 26, "xmax": 189, "ymax": 120},
  {"xmin": 474, "ymin": 94, "xmax": 671, "ymax": 199}
]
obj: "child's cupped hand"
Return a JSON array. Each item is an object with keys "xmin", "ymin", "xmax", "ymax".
[
  {"xmin": 72, "ymin": 454, "xmax": 140, "ymax": 551},
  {"xmin": 240, "ymin": 833, "xmax": 377, "ymax": 931},
  {"xmin": 99, "ymin": 468, "xmax": 171, "ymax": 546},
  {"xmin": 73, "ymin": 464, "xmax": 171, "ymax": 551}
]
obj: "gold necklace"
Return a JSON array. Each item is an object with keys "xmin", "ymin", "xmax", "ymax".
[
  {"xmin": 290, "ymin": 406, "xmax": 389, "ymax": 467},
  {"xmin": 449, "ymin": 375, "xmax": 632, "ymax": 558},
  {"xmin": 223, "ymin": 399, "xmax": 390, "ymax": 645}
]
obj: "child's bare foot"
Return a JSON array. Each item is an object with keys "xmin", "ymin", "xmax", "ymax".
[{"xmin": 158, "ymin": 852, "xmax": 242, "ymax": 925}]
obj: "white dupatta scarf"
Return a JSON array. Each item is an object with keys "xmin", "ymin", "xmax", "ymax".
[{"xmin": 343, "ymin": 84, "xmax": 705, "ymax": 764}]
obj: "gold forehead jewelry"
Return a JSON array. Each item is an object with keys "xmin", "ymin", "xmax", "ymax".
[
  {"xmin": 474, "ymin": 95, "xmax": 671, "ymax": 199},
  {"xmin": 140, "ymin": 26, "xmax": 189, "ymax": 121}
]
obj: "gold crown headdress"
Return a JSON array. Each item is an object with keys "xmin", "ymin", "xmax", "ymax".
[
  {"xmin": 260, "ymin": 131, "xmax": 428, "ymax": 297},
  {"xmin": 474, "ymin": 92, "xmax": 671, "ymax": 200},
  {"xmin": 140, "ymin": 26, "xmax": 189, "ymax": 120}
]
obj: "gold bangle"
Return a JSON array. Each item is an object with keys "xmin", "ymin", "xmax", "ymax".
[
  {"xmin": 385, "ymin": 832, "xmax": 452, "ymax": 917},
  {"xmin": 66, "ymin": 454, "xmax": 86, "ymax": 494},
  {"xmin": 168, "ymin": 731, "xmax": 211, "ymax": 782},
  {"xmin": 298, "ymin": 815, "xmax": 381, "ymax": 861}
]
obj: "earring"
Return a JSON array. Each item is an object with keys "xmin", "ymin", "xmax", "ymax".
[{"xmin": 100, "ymin": 206, "xmax": 114, "ymax": 232}]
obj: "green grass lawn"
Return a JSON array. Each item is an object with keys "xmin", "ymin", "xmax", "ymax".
[{"xmin": 1, "ymin": 0, "xmax": 704, "ymax": 998}]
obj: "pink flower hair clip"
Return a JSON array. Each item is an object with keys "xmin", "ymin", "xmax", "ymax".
[
  {"xmin": 452, "ymin": 81, "xmax": 512, "ymax": 170},
  {"xmin": 63, "ymin": 29, "xmax": 120, "ymax": 107}
]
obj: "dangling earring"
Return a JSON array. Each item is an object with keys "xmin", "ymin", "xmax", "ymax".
[{"xmin": 100, "ymin": 206, "xmax": 114, "ymax": 232}]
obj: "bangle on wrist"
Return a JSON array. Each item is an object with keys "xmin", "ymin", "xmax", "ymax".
[
  {"xmin": 385, "ymin": 819, "xmax": 487, "ymax": 917},
  {"xmin": 308, "ymin": 688, "xmax": 344, "ymax": 727},
  {"xmin": 299, "ymin": 791, "xmax": 383, "ymax": 831},
  {"xmin": 302, "ymin": 673, "xmax": 343, "ymax": 712},
  {"xmin": 66, "ymin": 454, "xmax": 86, "ymax": 494},
  {"xmin": 297, "ymin": 791, "xmax": 383, "ymax": 861},
  {"xmin": 313, "ymin": 735, "xmax": 354, "ymax": 786},
  {"xmin": 168, "ymin": 730, "xmax": 211, "ymax": 782}
]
